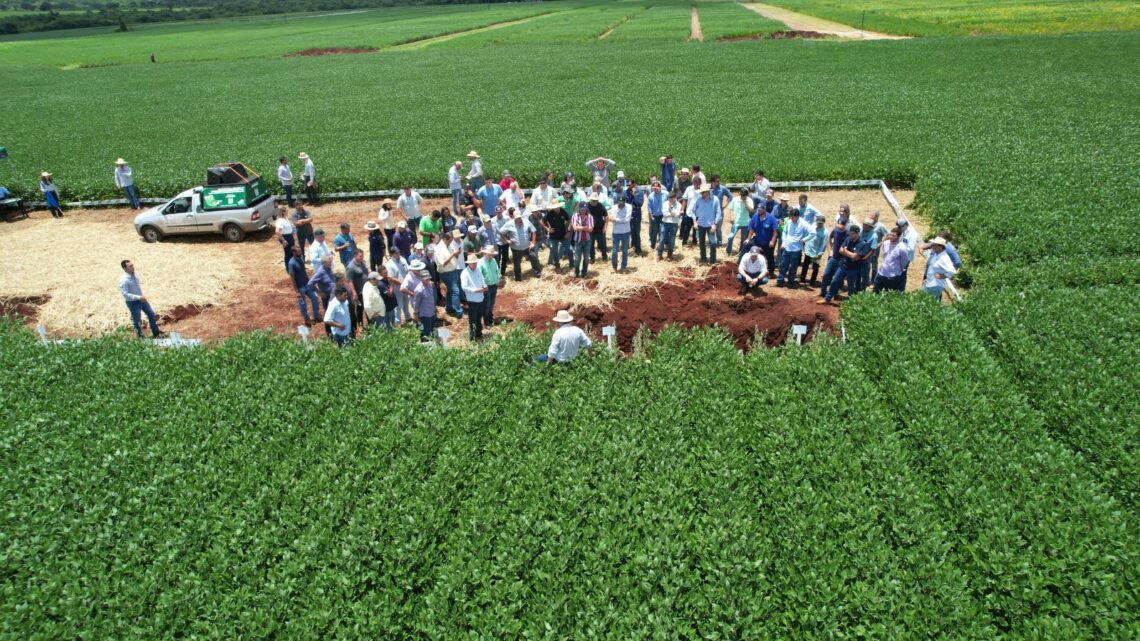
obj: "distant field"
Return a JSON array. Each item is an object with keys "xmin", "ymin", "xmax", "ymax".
[{"xmin": 766, "ymin": 0, "xmax": 1140, "ymax": 36}]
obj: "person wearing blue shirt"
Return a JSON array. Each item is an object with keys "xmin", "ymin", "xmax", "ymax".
[
  {"xmin": 645, "ymin": 181, "xmax": 668, "ymax": 253},
  {"xmin": 323, "ymin": 286, "xmax": 353, "ymax": 347},
  {"xmin": 799, "ymin": 215, "xmax": 828, "ymax": 286},
  {"xmin": 708, "ymin": 175, "xmax": 732, "ymax": 249},
  {"xmin": 858, "ymin": 219, "xmax": 883, "ymax": 293},
  {"xmin": 690, "ymin": 186, "xmax": 722, "ymax": 264},
  {"xmin": 777, "ymin": 209, "xmax": 810, "ymax": 288},
  {"xmin": 659, "ymin": 155, "xmax": 675, "ymax": 191},
  {"xmin": 818, "ymin": 220, "xmax": 850, "ymax": 299},
  {"xmin": 773, "ymin": 194, "xmax": 791, "ymax": 220},
  {"xmin": 820, "ymin": 225, "xmax": 870, "ymax": 305},
  {"xmin": 797, "ymin": 194, "xmax": 821, "ymax": 226},
  {"xmin": 922, "ymin": 231, "xmax": 962, "ymax": 270},
  {"xmin": 334, "ymin": 223, "xmax": 356, "ymax": 267},
  {"xmin": 744, "ymin": 207, "xmax": 779, "ymax": 273},
  {"xmin": 476, "ymin": 178, "xmax": 503, "ymax": 219},
  {"xmin": 288, "ymin": 246, "xmax": 320, "ymax": 327}
]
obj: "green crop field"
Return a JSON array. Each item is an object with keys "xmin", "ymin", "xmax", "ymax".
[
  {"xmin": 1, "ymin": 0, "xmax": 1139, "ymax": 636},
  {"xmin": 766, "ymin": 0, "xmax": 1140, "ymax": 36}
]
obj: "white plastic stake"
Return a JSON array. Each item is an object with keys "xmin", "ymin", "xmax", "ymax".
[
  {"xmin": 170, "ymin": 331, "xmax": 183, "ymax": 347},
  {"xmin": 791, "ymin": 324, "xmax": 808, "ymax": 346},
  {"xmin": 437, "ymin": 328, "xmax": 451, "ymax": 348},
  {"xmin": 36, "ymin": 324, "xmax": 49, "ymax": 346},
  {"xmin": 297, "ymin": 325, "xmax": 313, "ymax": 350},
  {"xmin": 602, "ymin": 324, "xmax": 616, "ymax": 350}
]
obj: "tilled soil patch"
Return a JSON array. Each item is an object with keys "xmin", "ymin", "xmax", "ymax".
[
  {"xmin": 513, "ymin": 263, "xmax": 836, "ymax": 352},
  {"xmin": 286, "ymin": 47, "xmax": 377, "ymax": 57},
  {"xmin": 0, "ymin": 295, "xmax": 50, "ymax": 324}
]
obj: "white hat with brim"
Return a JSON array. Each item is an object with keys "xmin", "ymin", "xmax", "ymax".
[
  {"xmin": 481, "ymin": 245, "xmax": 498, "ymax": 256},
  {"xmin": 408, "ymin": 260, "xmax": 426, "ymax": 270},
  {"xmin": 680, "ymin": 167, "xmax": 691, "ymax": 174},
  {"xmin": 115, "ymin": 158, "xmax": 127, "ymax": 165},
  {"xmin": 697, "ymin": 185, "xmax": 711, "ymax": 193},
  {"xmin": 467, "ymin": 151, "xmax": 480, "ymax": 159},
  {"xmin": 298, "ymin": 152, "xmax": 309, "ymax": 160},
  {"xmin": 364, "ymin": 221, "xmax": 379, "ymax": 231},
  {"xmin": 40, "ymin": 171, "xmax": 51, "ymax": 178},
  {"xmin": 779, "ymin": 194, "xmax": 790, "ymax": 201},
  {"xmin": 588, "ymin": 194, "xmax": 599, "ymax": 202},
  {"xmin": 397, "ymin": 221, "xmax": 407, "ymax": 229},
  {"xmin": 414, "ymin": 241, "xmax": 424, "ymax": 249},
  {"xmin": 465, "ymin": 255, "xmax": 479, "ymax": 265},
  {"xmin": 932, "ymin": 237, "xmax": 947, "ymax": 246},
  {"xmin": 552, "ymin": 310, "xmax": 574, "ymax": 323},
  {"xmin": 367, "ymin": 271, "xmax": 381, "ymax": 280}
]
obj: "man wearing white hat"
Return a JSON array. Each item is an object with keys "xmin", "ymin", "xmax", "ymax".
[
  {"xmin": 114, "ymin": 159, "xmax": 141, "ymax": 209},
  {"xmin": 461, "ymin": 255, "xmax": 488, "ymax": 340},
  {"xmin": 690, "ymin": 184, "xmax": 722, "ymax": 264},
  {"xmin": 737, "ymin": 247, "xmax": 769, "ymax": 296},
  {"xmin": 386, "ymin": 250, "xmax": 411, "ymax": 325},
  {"xmin": 478, "ymin": 246, "xmax": 501, "ymax": 327},
  {"xmin": 39, "ymin": 172, "xmax": 64, "ymax": 218},
  {"xmin": 922, "ymin": 236, "xmax": 957, "ymax": 300},
  {"xmin": 536, "ymin": 310, "xmax": 592, "ymax": 364},
  {"xmin": 362, "ymin": 271, "xmax": 389, "ymax": 332},
  {"xmin": 298, "ymin": 152, "xmax": 317, "ymax": 204},
  {"xmin": 465, "ymin": 151, "xmax": 483, "ymax": 188}
]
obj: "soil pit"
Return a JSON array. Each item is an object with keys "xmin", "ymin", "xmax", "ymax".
[
  {"xmin": 0, "ymin": 295, "xmax": 50, "ymax": 324},
  {"xmin": 719, "ymin": 30, "xmax": 829, "ymax": 42},
  {"xmin": 512, "ymin": 263, "xmax": 837, "ymax": 352},
  {"xmin": 286, "ymin": 47, "xmax": 377, "ymax": 58}
]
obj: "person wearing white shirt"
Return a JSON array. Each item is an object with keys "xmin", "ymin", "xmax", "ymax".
[
  {"xmin": 309, "ymin": 228, "xmax": 333, "ymax": 272},
  {"xmin": 114, "ymin": 159, "xmax": 141, "ymax": 209},
  {"xmin": 274, "ymin": 209, "xmax": 296, "ymax": 273},
  {"xmin": 298, "ymin": 152, "xmax": 317, "ymax": 203},
  {"xmin": 536, "ymin": 310, "xmax": 592, "ymax": 364},
  {"xmin": 898, "ymin": 217, "xmax": 921, "ymax": 274},
  {"xmin": 396, "ymin": 186, "xmax": 425, "ymax": 234},
  {"xmin": 276, "ymin": 157, "xmax": 294, "ymax": 207},
  {"xmin": 434, "ymin": 230, "xmax": 464, "ymax": 318},
  {"xmin": 362, "ymin": 271, "xmax": 388, "ymax": 330},
  {"xmin": 386, "ymin": 252, "xmax": 412, "ymax": 324},
  {"xmin": 460, "ymin": 256, "xmax": 488, "ymax": 340},
  {"xmin": 737, "ymin": 247, "xmax": 769, "ymax": 295},
  {"xmin": 609, "ymin": 197, "xmax": 633, "ymax": 273},
  {"xmin": 465, "ymin": 151, "xmax": 482, "ymax": 187},
  {"xmin": 448, "ymin": 161, "xmax": 463, "ymax": 213},
  {"xmin": 922, "ymin": 237, "xmax": 957, "ymax": 300},
  {"xmin": 751, "ymin": 170, "xmax": 770, "ymax": 201},
  {"xmin": 529, "ymin": 178, "xmax": 556, "ymax": 212},
  {"xmin": 656, "ymin": 192, "xmax": 684, "ymax": 260},
  {"xmin": 679, "ymin": 176, "xmax": 702, "ymax": 247}
]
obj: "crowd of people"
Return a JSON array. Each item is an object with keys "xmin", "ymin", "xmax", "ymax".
[{"xmin": 264, "ymin": 152, "xmax": 961, "ymax": 359}]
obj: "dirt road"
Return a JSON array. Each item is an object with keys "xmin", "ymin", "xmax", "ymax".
[
  {"xmin": 690, "ymin": 6, "xmax": 703, "ymax": 42},
  {"xmin": 744, "ymin": 3, "xmax": 910, "ymax": 40}
]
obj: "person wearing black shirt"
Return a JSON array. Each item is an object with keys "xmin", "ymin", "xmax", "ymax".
[
  {"xmin": 819, "ymin": 224, "xmax": 869, "ymax": 305},
  {"xmin": 587, "ymin": 195, "xmax": 608, "ymax": 262},
  {"xmin": 546, "ymin": 204, "xmax": 571, "ymax": 269}
]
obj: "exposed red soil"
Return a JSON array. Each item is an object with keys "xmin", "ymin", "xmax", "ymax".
[
  {"xmin": 286, "ymin": 47, "xmax": 377, "ymax": 58},
  {"xmin": 511, "ymin": 263, "xmax": 837, "ymax": 352},
  {"xmin": 0, "ymin": 295, "xmax": 50, "ymax": 324},
  {"xmin": 718, "ymin": 30, "xmax": 829, "ymax": 42},
  {"xmin": 159, "ymin": 303, "xmax": 211, "ymax": 325}
]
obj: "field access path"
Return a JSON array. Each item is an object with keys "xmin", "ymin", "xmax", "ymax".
[
  {"xmin": 690, "ymin": 6, "xmax": 704, "ymax": 42},
  {"xmin": 744, "ymin": 3, "xmax": 910, "ymax": 40}
]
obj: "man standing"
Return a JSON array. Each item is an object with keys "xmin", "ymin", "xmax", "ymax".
[
  {"xmin": 274, "ymin": 208, "xmax": 296, "ymax": 273},
  {"xmin": 323, "ymin": 286, "xmax": 352, "ymax": 347},
  {"xmin": 756, "ymin": 189, "xmax": 777, "ymax": 216},
  {"xmin": 858, "ymin": 218, "xmax": 882, "ymax": 293},
  {"xmin": 477, "ymin": 177, "xmax": 503, "ymax": 220},
  {"xmin": 898, "ymin": 217, "xmax": 921, "ymax": 276},
  {"xmin": 921, "ymin": 231, "xmax": 962, "ymax": 271},
  {"xmin": 434, "ymin": 230, "xmax": 463, "ymax": 317},
  {"xmin": 365, "ymin": 221, "xmax": 385, "ymax": 272},
  {"xmin": 797, "ymin": 194, "xmax": 821, "ymax": 226},
  {"xmin": 307, "ymin": 254, "xmax": 337, "ymax": 329},
  {"xmin": 817, "ymin": 220, "xmax": 848, "ymax": 300},
  {"xmin": 479, "ymin": 246, "xmax": 501, "ymax": 327},
  {"xmin": 448, "ymin": 161, "xmax": 463, "ymax": 213},
  {"xmin": 465, "ymin": 151, "xmax": 482, "ymax": 188},
  {"xmin": 744, "ymin": 199, "xmax": 778, "ymax": 270},
  {"xmin": 679, "ymin": 176, "xmax": 702, "ymax": 247},
  {"xmin": 119, "ymin": 260, "xmax": 164, "ymax": 339},
  {"xmin": 610, "ymin": 196, "xmax": 632, "ymax": 273},
  {"xmin": 646, "ymin": 180, "xmax": 667, "ymax": 253},
  {"xmin": 292, "ymin": 202, "xmax": 314, "ymax": 255},
  {"xmin": 334, "ymin": 223, "xmax": 356, "ymax": 268},
  {"xmin": 298, "ymin": 152, "xmax": 317, "ymax": 204},
  {"xmin": 309, "ymin": 227, "xmax": 332, "ymax": 272},
  {"xmin": 571, "ymin": 202, "xmax": 593, "ymax": 278},
  {"xmin": 873, "ymin": 227, "xmax": 909, "ymax": 294},
  {"xmin": 503, "ymin": 211, "xmax": 541, "ymax": 281},
  {"xmin": 773, "ymin": 194, "xmax": 791, "ymax": 220},
  {"xmin": 412, "ymin": 270, "xmax": 437, "ymax": 342},
  {"xmin": 546, "ymin": 199, "xmax": 571, "ymax": 270},
  {"xmin": 737, "ymin": 247, "xmax": 769, "ymax": 296},
  {"xmin": 288, "ymin": 246, "xmax": 320, "ymax": 327},
  {"xmin": 751, "ymin": 169, "xmax": 770, "ymax": 202},
  {"xmin": 461, "ymin": 255, "xmax": 488, "ymax": 341},
  {"xmin": 530, "ymin": 176, "xmax": 557, "ymax": 212},
  {"xmin": 397, "ymin": 185, "xmax": 425, "ymax": 237},
  {"xmin": 800, "ymin": 215, "xmax": 828, "ymax": 286},
  {"xmin": 277, "ymin": 157, "xmax": 294, "ymax": 207},
  {"xmin": 866, "ymin": 210, "xmax": 888, "ymax": 279},
  {"xmin": 657, "ymin": 190, "xmax": 683, "ymax": 260},
  {"xmin": 819, "ymin": 223, "xmax": 869, "ymax": 306},
  {"xmin": 725, "ymin": 187, "xmax": 753, "ymax": 255},
  {"xmin": 586, "ymin": 193, "xmax": 608, "ymax": 263},
  {"xmin": 536, "ymin": 310, "xmax": 592, "ymax": 364},
  {"xmin": 114, "ymin": 159, "xmax": 141, "ymax": 209},
  {"xmin": 691, "ymin": 185, "xmax": 722, "ymax": 265},
  {"xmin": 922, "ymin": 237, "xmax": 958, "ymax": 300},
  {"xmin": 392, "ymin": 221, "xmax": 415, "ymax": 259},
  {"xmin": 492, "ymin": 206, "xmax": 512, "ymax": 275},
  {"xmin": 419, "ymin": 209, "xmax": 442, "ymax": 246},
  {"xmin": 659, "ymin": 155, "xmax": 676, "ymax": 192},
  {"xmin": 586, "ymin": 157, "xmax": 616, "ymax": 188},
  {"xmin": 777, "ymin": 208, "xmax": 809, "ymax": 288},
  {"xmin": 362, "ymin": 271, "xmax": 389, "ymax": 331},
  {"xmin": 386, "ymin": 250, "xmax": 411, "ymax": 325},
  {"xmin": 345, "ymin": 249, "xmax": 369, "ymax": 336},
  {"xmin": 708, "ymin": 175, "xmax": 731, "ymax": 249},
  {"xmin": 674, "ymin": 167, "xmax": 692, "ymax": 205},
  {"xmin": 626, "ymin": 182, "xmax": 645, "ymax": 255}
]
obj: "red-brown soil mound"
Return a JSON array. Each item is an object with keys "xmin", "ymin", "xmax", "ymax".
[{"xmin": 286, "ymin": 47, "xmax": 377, "ymax": 57}]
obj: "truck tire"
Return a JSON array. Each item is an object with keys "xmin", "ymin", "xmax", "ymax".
[
  {"xmin": 141, "ymin": 226, "xmax": 162, "ymax": 243},
  {"xmin": 223, "ymin": 224, "xmax": 245, "ymax": 243}
]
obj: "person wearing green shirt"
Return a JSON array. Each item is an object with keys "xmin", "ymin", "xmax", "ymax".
[
  {"xmin": 725, "ymin": 187, "xmax": 754, "ymax": 255},
  {"xmin": 478, "ymin": 245, "xmax": 502, "ymax": 327},
  {"xmin": 419, "ymin": 210, "xmax": 442, "ymax": 245}
]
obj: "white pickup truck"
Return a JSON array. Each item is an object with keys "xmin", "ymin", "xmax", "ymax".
[{"xmin": 134, "ymin": 185, "xmax": 275, "ymax": 243}]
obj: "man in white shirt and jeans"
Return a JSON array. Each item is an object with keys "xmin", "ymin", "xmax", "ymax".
[
  {"xmin": 397, "ymin": 185, "xmax": 425, "ymax": 237},
  {"xmin": 298, "ymin": 152, "xmax": 317, "ymax": 204},
  {"xmin": 119, "ymin": 259, "xmax": 164, "ymax": 338},
  {"xmin": 448, "ymin": 161, "xmax": 463, "ymax": 214},
  {"xmin": 277, "ymin": 157, "xmax": 294, "ymax": 207},
  {"xmin": 114, "ymin": 159, "xmax": 141, "ymax": 209},
  {"xmin": 460, "ymin": 255, "xmax": 488, "ymax": 341},
  {"xmin": 737, "ymin": 246, "xmax": 770, "ymax": 296},
  {"xmin": 536, "ymin": 310, "xmax": 592, "ymax": 364}
]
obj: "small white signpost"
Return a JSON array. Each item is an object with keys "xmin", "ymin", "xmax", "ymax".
[
  {"xmin": 437, "ymin": 328, "xmax": 451, "ymax": 349},
  {"xmin": 791, "ymin": 324, "xmax": 808, "ymax": 346},
  {"xmin": 36, "ymin": 324, "xmax": 49, "ymax": 346},
  {"xmin": 602, "ymin": 324, "xmax": 617, "ymax": 350},
  {"xmin": 297, "ymin": 325, "xmax": 312, "ymax": 350}
]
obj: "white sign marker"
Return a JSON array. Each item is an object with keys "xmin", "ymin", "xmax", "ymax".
[
  {"xmin": 437, "ymin": 328, "xmax": 451, "ymax": 348},
  {"xmin": 791, "ymin": 324, "xmax": 808, "ymax": 346},
  {"xmin": 602, "ymin": 324, "xmax": 617, "ymax": 349}
]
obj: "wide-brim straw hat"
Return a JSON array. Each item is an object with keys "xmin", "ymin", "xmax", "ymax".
[
  {"xmin": 408, "ymin": 260, "xmax": 426, "ymax": 270},
  {"xmin": 298, "ymin": 152, "xmax": 309, "ymax": 160},
  {"xmin": 467, "ymin": 151, "xmax": 480, "ymax": 159},
  {"xmin": 115, "ymin": 158, "xmax": 127, "ymax": 165},
  {"xmin": 465, "ymin": 255, "xmax": 479, "ymax": 264},
  {"xmin": 364, "ymin": 221, "xmax": 379, "ymax": 231},
  {"xmin": 552, "ymin": 310, "xmax": 574, "ymax": 323},
  {"xmin": 40, "ymin": 171, "xmax": 52, "ymax": 178},
  {"xmin": 481, "ymin": 246, "xmax": 498, "ymax": 256}
]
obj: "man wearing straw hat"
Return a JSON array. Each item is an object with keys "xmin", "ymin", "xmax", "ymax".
[
  {"xmin": 364, "ymin": 220, "xmax": 385, "ymax": 272},
  {"xmin": 690, "ymin": 184, "xmax": 722, "ymax": 265},
  {"xmin": 114, "ymin": 159, "xmax": 141, "ymax": 209},
  {"xmin": 434, "ymin": 230, "xmax": 464, "ymax": 318},
  {"xmin": 298, "ymin": 152, "xmax": 317, "ymax": 204},
  {"xmin": 465, "ymin": 151, "xmax": 483, "ymax": 189},
  {"xmin": 448, "ymin": 160, "xmax": 464, "ymax": 213},
  {"xmin": 535, "ymin": 310, "xmax": 592, "ymax": 365},
  {"xmin": 922, "ymin": 236, "xmax": 958, "ymax": 300},
  {"xmin": 39, "ymin": 172, "xmax": 64, "ymax": 218},
  {"xmin": 362, "ymin": 270, "xmax": 390, "ymax": 332},
  {"xmin": 461, "ymin": 255, "xmax": 488, "ymax": 341},
  {"xmin": 478, "ymin": 245, "xmax": 501, "ymax": 327}
]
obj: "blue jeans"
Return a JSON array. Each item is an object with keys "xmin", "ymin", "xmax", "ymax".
[
  {"xmin": 368, "ymin": 311, "xmax": 395, "ymax": 332},
  {"xmin": 126, "ymin": 299, "xmax": 160, "ymax": 337},
  {"xmin": 778, "ymin": 249, "xmax": 802, "ymax": 286},
  {"xmin": 819, "ymin": 257, "xmax": 842, "ymax": 298},
  {"xmin": 697, "ymin": 226, "xmax": 716, "ymax": 263},
  {"xmin": 419, "ymin": 315, "xmax": 435, "ymax": 340},
  {"xmin": 122, "ymin": 184, "xmax": 141, "ymax": 209},
  {"xmin": 440, "ymin": 270, "xmax": 462, "ymax": 317},
  {"xmin": 395, "ymin": 291, "xmax": 412, "ymax": 324},
  {"xmin": 573, "ymin": 239, "xmax": 591, "ymax": 277},
  {"xmin": 825, "ymin": 266, "xmax": 860, "ymax": 302},
  {"xmin": 726, "ymin": 223, "xmax": 747, "ymax": 255},
  {"xmin": 297, "ymin": 285, "xmax": 320, "ymax": 322},
  {"xmin": 281, "ymin": 234, "xmax": 295, "ymax": 272},
  {"xmin": 451, "ymin": 188, "xmax": 462, "ymax": 213},
  {"xmin": 657, "ymin": 222, "xmax": 678, "ymax": 258},
  {"xmin": 648, "ymin": 217, "xmax": 662, "ymax": 250},
  {"xmin": 467, "ymin": 299, "xmax": 484, "ymax": 340},
  {"xmin": 484, "ymin": 284, "xmax": 498, "ymax": 326},
  {"xmin": 282, "ymin": 184, "xmax": 294, "ymax": 207},
  {"xmin": 549, "ymin": 239, "xmax": 572, "ymax": 268},
  {"xmin": 859, "ymin": 260, "xmax": 872, "ymax": 293},
  {"xmin": 630, "ymin": 218, "xmax": 642, "ymax": 253},
  {"xmin": 873, "ymin": 273, "xmax": 906, "ymax": 294},
  {"xmin": 611, "ymin": 232, "xmax": 630, "ymax": 270},
  {"xmin": 331, "ymin": 333, "xmax": 349, "ymax": 347},
  {"xmin": 713, "ymin": 222, "xmax": 723, "ymax": 248}
]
